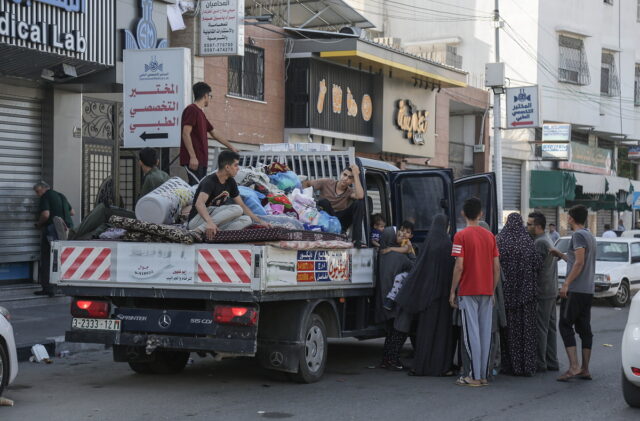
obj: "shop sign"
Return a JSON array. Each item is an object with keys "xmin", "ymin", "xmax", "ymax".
[
  {"xmin": 395, "ymin": 100, "xmax": 428, "ymax": 145},
  {"xmin": 629, "ymin": 146, "xmax": 640, "ymax": 159},
  {"xmin": 542, "ymin": 123, "xmax": 571, "ymax": 141},
  {"xmin": 8, "ymin": 0, "xmax": 84, "ymax": 12},
  {"xmin": 200, "ymin": 0, "xmax": 244, "ymax": 56},
  {"xmin": 541, "ymin": 143, "xmax": 569, "ymax": 161},
  {"xmin": 506, "ymin": 86, "xmax": 539, "ymax": 129},
  {"xmin": 1, "ymin": 0, "xmax": 86, "ymax": 53},
  {"xmin": 123, "ymin": 48, "xmax": 191, "ymax": 148},
  {"xmin": 559, "ymin": 142, "xmax": 613, "ymax": 175},
  {"xmin": 632, "ymin": 192, "xmax": 640, "ymax": 210}
]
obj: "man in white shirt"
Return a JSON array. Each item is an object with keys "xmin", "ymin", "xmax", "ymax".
[{"xmin": 602, "ymin": 224, "xmax": 617, "ymax": 238}]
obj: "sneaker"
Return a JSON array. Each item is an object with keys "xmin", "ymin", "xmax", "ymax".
[{"xmin": 52, "ymin": 216, "xmax": 69, "ymax": 241}]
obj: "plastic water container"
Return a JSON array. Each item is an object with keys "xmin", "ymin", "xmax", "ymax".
[{"xmin": 135, "ymin": 177, "xmax": 194, "ymax": 224}]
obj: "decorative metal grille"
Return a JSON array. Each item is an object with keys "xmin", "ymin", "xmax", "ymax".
[
  {"xmin": 82, "ymin": 143, "xmax": 113, "ymax": 216},
  {"xmin": 558, "ymin": 35, "xmax": 590, "ymax": 85},
  {"xmin": 446, "ymin": 45, "xmax": 463, "ymax": 69},
  {"xmin": 600, "ymin": 52, "xmax": 620, "ymax": 97},
  {"xmin": 228, "ymin": 45, "xmax": 265, "ymax": 101},
  {"xmin": 119, "ymin": 155, "xmax": 136, "ymax": 211},
  {"xmin": 82, "ymin": 101, "xmax": 114, "ymax": 140}
]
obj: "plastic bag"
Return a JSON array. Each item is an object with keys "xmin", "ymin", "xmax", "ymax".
[
  {"xmin": 316, "ymin": 211, "xmax": 342, "ymax": 233},
  {"xmin": 238, "ymin": 186, "xmax": 267, "ymax": 216},
  {"xmin": 269, "ymin": 171, "xmax": 302, "ymax": 194},
  {"xmin": 299, "ymin": 207, "xmax": 320, "ymax": 225},
  {"xmin": 264, "ymin": 203, "xmax": 285, "ymax": 215},
  {"xmin": 260, "ymin": 214, "xmax": 305, "ymax": 231},
  {"xmin": 290, "ymin": 188, "xmax": 317, "ymax": 215},
  {"xmin": 327, "ymin": 216, "xmax": 342, "ymax": 234}
]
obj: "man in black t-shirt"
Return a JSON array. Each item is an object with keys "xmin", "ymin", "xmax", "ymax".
[{"xmin": 187, "ymin": 151, "xmax": 269, "ymax": 239}]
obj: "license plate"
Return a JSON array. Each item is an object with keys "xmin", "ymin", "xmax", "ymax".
[{"xmin": 72, "ymin": 318, "xmax": 121, "ymax": 331}]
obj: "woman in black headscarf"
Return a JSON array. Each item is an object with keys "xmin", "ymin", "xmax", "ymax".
[
  {"xmin": 376, "ymin": 227, "xmax": 414, "ymax": 370},
  {"xmin": 395, "ymin": 214, "xmax": 455, "ymax": 376},
  {"xmin": 496, "ymin": 213, "xmax": 540, "ymax": 377}
]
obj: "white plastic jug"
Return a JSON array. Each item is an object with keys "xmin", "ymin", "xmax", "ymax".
[{"xmin": 135, "ymin": 177, "xmax": 194, "ymax": 224}]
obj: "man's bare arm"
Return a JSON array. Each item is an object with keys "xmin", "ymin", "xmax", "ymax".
[
  {"xmin": 493, "ymin": 256, "xmax": 501, "ymax": 291},
  {"xmin": 182, "ymin": 125, "xmax": 198, "ymax": 170},
  {"xmin": 450, "ymin": 257, "xmax": 463, "ymax": 308}
]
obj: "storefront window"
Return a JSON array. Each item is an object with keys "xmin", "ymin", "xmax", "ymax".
[
  {"xmin": 228, "ymin": 46, "xmax": 265, "ymax": 101},
  {"xmin": 618, "ymin": 146, "xmax": 638, "ymax": 179}
]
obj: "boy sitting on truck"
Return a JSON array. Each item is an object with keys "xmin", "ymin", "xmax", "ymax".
[
  {"xmin": 187, "ymin": 151, "xmax": 270, "ymax": 241},
  {"xmin": 303, "ymin": 164, "xmax": 366, "ymax": 247},
  {"xmin": 380, "ymin": 221, "xmax": 416, "ymax": 257},
  {"xmin": 370, "ymin": 213, "xmax": 386, "ymax": 247}
]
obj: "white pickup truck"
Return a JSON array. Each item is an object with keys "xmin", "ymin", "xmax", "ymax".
[{"xmin": 51, "ymin": 150, "xmax": 497, "ymax": 382}]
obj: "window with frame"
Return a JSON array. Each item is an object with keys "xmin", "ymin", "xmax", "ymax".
[
  {"xmin": 558, "ymin": 35, "xmax": 590, "ymax": 85},
  {"xmin": 635, "ymin": 64, "xmax": 640, "ymax": 106},
  {"xmin": 600, "ymin": 51, "xmax": 620, "ymax": 97},
  {"xmin": 228, "ymin": 45, "xmax": 265, "ymax": 101}
]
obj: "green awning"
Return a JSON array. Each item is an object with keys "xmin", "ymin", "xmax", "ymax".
[{"xmin": 530, "ymin": 170, "xmax": 576, "ymax": 208}]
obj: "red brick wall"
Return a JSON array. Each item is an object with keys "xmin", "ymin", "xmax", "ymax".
[{"xmin": 171, "ymin": 22, "xmax": 286, "ymax": 148}]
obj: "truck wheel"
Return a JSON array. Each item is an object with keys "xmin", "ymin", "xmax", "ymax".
[
  {"xmin": 622, "ymin": 370, "xmax": 640, "ymax": 408},
  {"xmin": 291, "ymin": 314, "xmax": 327, "ymax": 383},
  {"xmin": 0, "ymin": 342, "xmax": 8, "ymax": 396},
  {"xmin": 128, "ymin": 350, "xmax": 190, "ymax": 375},
  {"xmin": 610, "ymin": 280, "xmax": 630, "ymax": 308}
]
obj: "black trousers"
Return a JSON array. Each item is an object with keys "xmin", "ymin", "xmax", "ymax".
[
  {"xmin": 382, "ymin": 326, "xmax": 408, "ymax": 364},
  {"xmin": 38, "ymin": 225, "xmax": 56, "ymax": 293},
  {"xmin": 184, "ymin": 166, "xmax": 207, "ymax": 186},
  {"xmin": 559, "ymin": 292, "xmax": 593, "ymax": 349},
  {"xmin": 317, "ymin": 198, "xmax": 365, "ymax": 245}
]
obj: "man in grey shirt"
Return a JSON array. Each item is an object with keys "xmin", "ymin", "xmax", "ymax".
[
  {"xmin": 527, "ymin": 212, "xmax": 559, "ymax": 373},
  {"xmin": 548, "ymin": 223, "xmax": 560, "ymax": 244},
  {"xmin": 552, "ymin": 205, "xmax": 596, "ymax": 382}
]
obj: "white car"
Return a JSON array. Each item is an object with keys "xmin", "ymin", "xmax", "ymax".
[
  {"xmin": 622, "ymin": 292, "xmax": 640, "ymax": 407},
  {"xmin": 556, "ymin": 237, "xmax": 640, "ymax": 307},
  {"xmin": 0, "ymin": 305, "xmax": 18, "ymax": 396}
]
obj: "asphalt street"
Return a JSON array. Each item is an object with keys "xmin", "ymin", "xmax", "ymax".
[{"xmin": 1, "ymin": 301, "xmax": 638, "ymax": 421}]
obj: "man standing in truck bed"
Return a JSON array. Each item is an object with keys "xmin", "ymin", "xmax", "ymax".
[{"xmin": 303, "ymin": 164, "xmax": 366, "ymax": 247}]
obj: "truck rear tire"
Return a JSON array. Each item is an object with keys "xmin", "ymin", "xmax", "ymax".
[
  {"xmin": 128, "ymin": 350, "xmax": 190, "ymax": 375},
  {"xmin": 291, "ymin": 314, "xmax": 327, "ymax": 384}
]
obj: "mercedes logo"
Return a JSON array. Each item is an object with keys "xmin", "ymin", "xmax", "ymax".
[
  {"xmin": 269, "ymin": 351, "xmax": 284, "ymax": 367},
  {"xmin": 158, "ymin": 313, "xmax": 172, "ymax": 329}
]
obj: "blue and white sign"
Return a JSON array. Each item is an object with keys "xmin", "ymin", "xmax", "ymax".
[
  {"xmin": 629, "ymin": 146, "xmax": 640, "ymax": 159},
  {"xmin": 542, "ymin": 123, "xmax": 571, "ymax": 141},
  {"xmin": 200, "ymin": 0, "xmax": 245, "ymax": 56},
  {"xmin": 506, "ymin": 86, "xmax": 539, "ymax": 129},
  {"xmin": 541, "ymin": 143, "xmax": 570, "ymax": 161},
  {"xmin": 8, "ymin": 0, "xmax": 84, "ymax": 12},
  {"xmin": 632, "ymin": 192, "xmax": 640, "ymax": 210}
]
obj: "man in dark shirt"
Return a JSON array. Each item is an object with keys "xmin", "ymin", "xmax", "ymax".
[
  {"xmin": 303, "ymin": 164, "xmax": 365, "ymax": 246},
  {"xmin": 138, "ymin": 147, "xmax": 169, "ymax": 199},
  {"xmin": 187, "ymin": 151, "xmax": 269, "ymax": 240},
  {"xmin": 180, "ymin": 82, "xmax": 238, "ymax": 185},
  {"xmin": 33, "ymin": 181, "xmax": 74, "ymax": 296},
  {"xmin": 527, "ymin": 211, "xmax": 559, "ymax": 373}
]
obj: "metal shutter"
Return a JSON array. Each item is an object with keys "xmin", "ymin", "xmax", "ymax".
[
  {"xmin": 596, "ymin": 209, "xmax": 613, "ymax": 236},
  {"xmin": 538, "ymin": 207, "xmax": 558, "ymax": 228},
  {"xmin": 0, "ymin": 93, "xmax": 42, "ymax": 263},
  {"xmin": 502, "ymin": 158, "xmax": 522, "ymax": 212}
]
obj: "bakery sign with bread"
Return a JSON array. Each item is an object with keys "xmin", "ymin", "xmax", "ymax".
[
  {"xmin": 308, "ymin": 59, "xmax": 375, "ymax": 137},
  {"xmin": 395, "ymin": 100, "xmax": 429, "ymax": 145}
]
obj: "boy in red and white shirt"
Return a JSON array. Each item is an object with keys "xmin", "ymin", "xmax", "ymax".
[{"xmin": 450, "ymin": 197, "xmax": 500, "ymax": 386}]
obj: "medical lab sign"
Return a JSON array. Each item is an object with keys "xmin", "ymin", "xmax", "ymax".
[
  {"xmin": 200, "ymin": 0, "xmax": 244, "ymax": 56},
  {"xmin": 506, "ymin": 86, "xmax": 539, "ymax": 129},
  {"xmin": 629, "ymin": 146, "xmax": 640, "ymax": 159},
  {"xmin": 541, "ymin": 143, "xmax": 569, "ymax": 161},
  {"xmin": 123, "ymin": 48, "xmax": 191, "ymax": 148}
]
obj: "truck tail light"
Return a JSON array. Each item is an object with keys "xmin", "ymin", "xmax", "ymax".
[
  {"xmin": 213, "ymin": 306, "xmax": 258, "ymax": 326},
  {"xmin": 632, "ymin": 367, "xmax": 640, "ymax": 377},
  {"xmin": 72, "ymin": 299, "xmax": 110, "ymax": 319}
]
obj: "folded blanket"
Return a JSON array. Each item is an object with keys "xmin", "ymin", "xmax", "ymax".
[{"xmin": 109, "ymin": 215, "xmax": 196, "ymax": 244}]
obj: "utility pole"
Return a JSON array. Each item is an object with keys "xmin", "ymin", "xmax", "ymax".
[{"xmin": 493, "ymin": 0, "xmax": 503, "ymax": 226}]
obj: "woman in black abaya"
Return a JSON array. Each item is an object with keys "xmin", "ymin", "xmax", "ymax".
[
  {"xmin": 395, "ymin": 214, "xmax": 455, "ymax": 376},
  {"xmin": 377, "ymin": 227, "xmax": 414, "ymax": 370}
]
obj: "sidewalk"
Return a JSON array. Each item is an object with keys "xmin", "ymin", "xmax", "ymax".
[{"xmin": 0, "ymin": 284, "xmax": 92, "ymax": 361}]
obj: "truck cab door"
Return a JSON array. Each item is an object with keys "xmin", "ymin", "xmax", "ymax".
[
  {"xmin": 454, "ymin": 173, "xmax": 497, "ymax": 234},
  {"xmin": 389, "ymin": 169, "xmax": 455, "ymax": 243}
]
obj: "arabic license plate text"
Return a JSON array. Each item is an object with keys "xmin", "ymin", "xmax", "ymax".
[{"xmin": 72, "ymin": 318, "xmax": 121, "ymax": 331}]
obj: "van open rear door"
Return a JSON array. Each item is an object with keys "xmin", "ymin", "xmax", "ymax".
[
  {"xmin": 454, "ymin": 173, "xmax": 497, "ymax": 233},
  {"xmin": 389, "ymin": 169, "xmax": 455, "ymax": 243}
]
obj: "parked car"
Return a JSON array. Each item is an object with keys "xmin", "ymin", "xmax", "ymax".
[
  {"xmin": 556, "ymin": 237, "xmax": 640, "ymax": 307},
  {"xmin": 622, "ymin": 291, "xmax": 640, "ymax": 407},
  {"xmin": 0, "ymin": 305, "xmax": 18, "ymax": 396},
  {"xmin": 621, "ymin": 229, "xmax": 640, "ymax": 239}
]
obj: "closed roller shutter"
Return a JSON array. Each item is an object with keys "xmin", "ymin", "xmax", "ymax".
[
  {"xmin": 538, "ymin": 207, "xmax": 558, "ymax": 229},
  {"xmin": 503, "ymin": 158, "xmax": 522, "ymax": 212},
  {"xmin": 0, "ymin": 92, "xmax": 42, "ymax": 263},
  {"xmin": 596, "ymin": 209, "xmax": 613, "ymax": 236}
]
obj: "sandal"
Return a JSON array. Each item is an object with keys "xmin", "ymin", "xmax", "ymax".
[
  {"xmin": 557, "ymin": 371, "xmax": 579, "ymax": 382},
  {"xmin": 578, "ymin": 372, "xmax": 592, "ymax": 380},
  {"xmin": 455, "ymin": 376, "xmax": 483, "ymax": 387}
]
